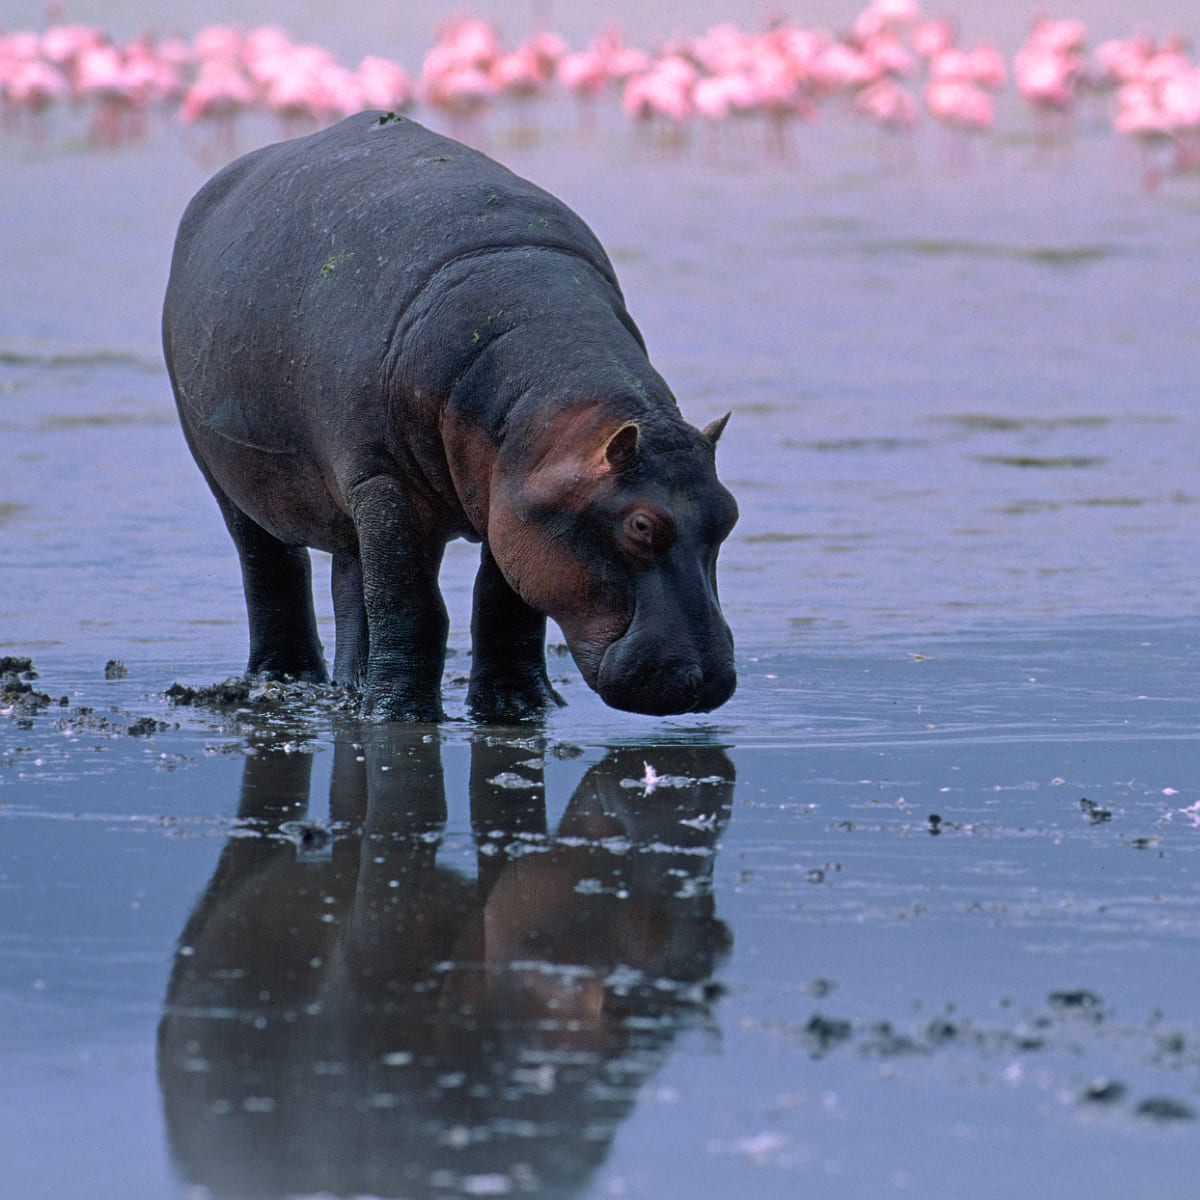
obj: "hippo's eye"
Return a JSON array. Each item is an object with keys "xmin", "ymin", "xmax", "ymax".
[{"xmin": 623, "ymin": 510, "xmax": 671, "ymax": 557}]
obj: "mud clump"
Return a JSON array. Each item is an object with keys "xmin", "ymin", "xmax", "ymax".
[
  {"xmin": 1134, "ymin": 1096, "xmax": 1196, "ymax": 1122},
  {"xmin": 127, "ymin": 715, "xmax": 169, "ymax": 737},
  {"xmin": 1, "ymin": 656, "xmax": 67, "ymax": 718},
  {"xmin": 165, "ymin": 677, "xmax": 254, "ymax": 709},
  {"xmin": 164, "ymin": 675, "xmax": 355, "ymax": 718}
]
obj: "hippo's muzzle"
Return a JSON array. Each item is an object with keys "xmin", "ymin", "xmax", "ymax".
[{"xmin": 593, "ymin": 619, "xmax": 736, "ymax": 716}]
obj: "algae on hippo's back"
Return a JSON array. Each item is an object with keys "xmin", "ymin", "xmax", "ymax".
[
  {"xmin": 163, "ymin": 113, "xmax": 736, "ymax": 723},
  {"xmin": 318, "ymin": 251, "xmax": 354, "ymax": 278}
]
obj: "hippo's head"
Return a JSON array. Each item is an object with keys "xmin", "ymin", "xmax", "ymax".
[{"xmin": 486, "ymin": 406, "xmax": 738, "ymax": 716}]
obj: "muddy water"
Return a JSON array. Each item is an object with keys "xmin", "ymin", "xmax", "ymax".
[{"xmin": 4, "ymin": 2, "xmax": 1200, "ymax": 1197}]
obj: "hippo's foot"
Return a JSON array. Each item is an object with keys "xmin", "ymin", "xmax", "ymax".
[
  {"xmin": 246, "ymin": 658, "xmax": 329, "ymax": 686},
  {"xmin": 359, "ymin": 681, "xmax": 446, "ymax": 724},
  {"xmin": 467, "ymin": 668, "xmax": 566, "ymax": 724}
]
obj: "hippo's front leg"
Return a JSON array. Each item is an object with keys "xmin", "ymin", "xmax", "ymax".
[
  {"xmin": 467, "ymin": 543, "xmax": 565, "ymax": 722},
  {"xmin": 350, "ymin": 476, "xmax": 449, "ymax": 722}
]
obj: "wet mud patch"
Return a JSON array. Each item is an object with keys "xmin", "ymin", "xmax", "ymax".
[
  {"xmin": 743, "ymin": 986, "xmax": 1199, "ymax": 1127},
  {"xmin": 0, "ymin": 501, "xmax": 30, "ymax": 527},
  {"xmin": 2, "ymin": 657, "xmax": 241, "ymax": 786},
  {"xmin": 976, "ymin": 453, "xmax": 1107, "ymax": 470},
  {"xmin": 940, "ymin": 414, "xmax": 1110, "ymax": 434},
  {"xmin": 1, "ymin": 656, "xmax": 67, "ymax": 719},
  {"xmin": 853, "ymin": 237, "xmax": 1118, "ymax": 267}
]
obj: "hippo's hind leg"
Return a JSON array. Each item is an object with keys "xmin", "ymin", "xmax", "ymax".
[
  {"xmin": 211, "ymin": 490, "xmax": 328, "ymax": 684},
  {"xmin": 468, "ymin": 543, "xmax": 565, "ymax": 722},
  {"xmin": 330, "ymin": 553, "xmax": 369, "ymax": 690}
]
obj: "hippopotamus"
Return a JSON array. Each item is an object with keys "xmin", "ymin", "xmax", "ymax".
[{"xmin": 162, "ymin": 111, "xmax": 737, "ymax": 722}]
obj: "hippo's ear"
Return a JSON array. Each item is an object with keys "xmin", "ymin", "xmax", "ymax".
[
  {"xmin": 702, "ymin": 412, "xmax": 731, "ymax": 448},
  {"xmin": 603, "ymin": 422, "xmax": 640, "ymax": 472}
]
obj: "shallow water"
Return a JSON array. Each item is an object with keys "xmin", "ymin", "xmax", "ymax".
[{"xmin": 4, "ymin": 2, "xmax": 1200, "ymax": 1197}]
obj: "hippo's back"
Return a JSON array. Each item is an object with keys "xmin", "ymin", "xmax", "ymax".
[
  {"xmin": 168, "ymin": 112, "xmax": 619, "ymax": 304},
  {"xmin": 162, "ymin": 113, "xmax": 624, "ymax": 459}
]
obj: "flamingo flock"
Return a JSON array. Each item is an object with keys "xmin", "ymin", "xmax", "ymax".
[{"xmin": 1, "ymin": 2, "xmax": 1198, "ymax": 185}]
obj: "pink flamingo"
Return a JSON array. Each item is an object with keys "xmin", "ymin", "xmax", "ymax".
[
  {"xmin": 1014, "ymin": 17, "xmax": 1087, "ymax": 146},
  {"xmin": 854, "ymin": 0, "xmax": 924, "ymax": 41},
  {"xmin": 1093, "ymin": 32, "xmax": 1157, "ymax": 90},
  {"xmin": 420, "ymin": 17, "xmax": 503, "ymax": 141},
  {"xmin": 490, "ymin": 32, "xmax": 565, "ymax": 144},
  {"xmin": 622, "ymin": 54, "xmax": 697, "ymax": 150},
  {"xmin": 557, "ymin": 46, "xmax": 609, "ymax": 133},
  {"xmin": 0, "ymin": 34, "xmax": 68, "ymax": 136},
  {"xmin": 910, "ymin": 17, "xmax": 957, "ymax": 63},
  {"xmin": 74, "ymin": 41, "xmax": 143, "ymax": 145},
  {"xmin": 1113, "ymin": 53, "xmax": 1200, "ymax": 187},
  {"xmin": 1114, "ymin": 78, "xmax": 1175, "ymax": 188},
  {"xmin": 38, "ymin": 21, "xmax": 105, "ymax": 100},
  {"xmin": 593, "ymin": 26, "xmax": 653, "ymax": 82},
  {"xmin": 556, "ymin": 27, "xmax": 649, "ymax": 134},
  {"xmin": 750, "ymin": 36, "xmax": 819, "ymax": 157},
  {"xmin": 924, "ymin": 73, "xmax": 995, "ymax": 165},
  {"xmin": 856, "ymin": 75, "xmax": 920, "ymax": 166},
  {"xmin": 178, "ymin": 35, "xmax": 257, "ymax": 160},
  {"xmin": 357, "ymin": 54, "xmax": 414, "ymax": 115}
]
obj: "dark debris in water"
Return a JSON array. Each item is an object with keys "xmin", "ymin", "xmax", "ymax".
[
  {"xmin": 1134, "ymin": 1096, "xmax": 1196, "ymax": 1123},
  {"xmin": 1047, "ymin": 989, "xmax": 1107, "ymax": 1019},
  {"xmin": 165, "ymin": 677, "xmax": 254, "ymax": 708},
  {"xmin": 1079, "ymin": 796, "xmax": 1113, "ymax": 825},
  {"xmin": 759, "ymin": 992, "xmax": 1198, "ymax": 1125},
  {"xmin": 127, "ymin": 715, "xmax": 169, "ymax": 737},
  {"xmin": 164, "ymin": 675, "xmax": 358, "ymax": 721},
  {"xmin": 1080, "ymin": 1078, "xmax": 1127, "ymax": 1105},
  {"xmin": 2, "ymin": 655, "xmax": 67, "ymax": 718},
  {"xmin": 976, "ymin": 454, "xmax": 1107, "ymax": 471}
]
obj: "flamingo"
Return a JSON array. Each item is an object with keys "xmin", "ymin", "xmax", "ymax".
[
  {"xmin": 622, "ymin": 54, "xmax": 697, "ymax": 150},
  {"xmin": 490, "ymin": 33, "xmax": 565, "ymax": 144},
  {"xmin": 357, "ymin": 55, "xmax": 414, "ymax": 115},
  {"xmin": 74, "ymin": 41, "xmax": 141, "ymax": 145},
  {"xmin": 1014, "ymin": 17, "xmax": 1087, "ymax": 145},
  {"xmin": 856, "ymin": 76, "xmax": 919, "ymax": 132},
  {"xmin": 855, "ymin": 0, "xmax": 924, "ymax": 40},
  {"xmin": 178, "ymin": 51, "xmax": 256, "ymax": 160},
  {"xmin": 420, "ymin": 17, "xmax": 504, "ymax": 141},
  {"xmin": 0, "ymin": 34, "xmax": 68, "ymax": 135}
]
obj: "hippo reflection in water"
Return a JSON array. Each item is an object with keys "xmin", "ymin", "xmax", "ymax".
[
  {"xmin": 157, "ymin": 735, "xmax": 733, "ymax": 1198},
  {"xmin": 163, "ymin": 113, "xmax": 738, "ymax": 722}
]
